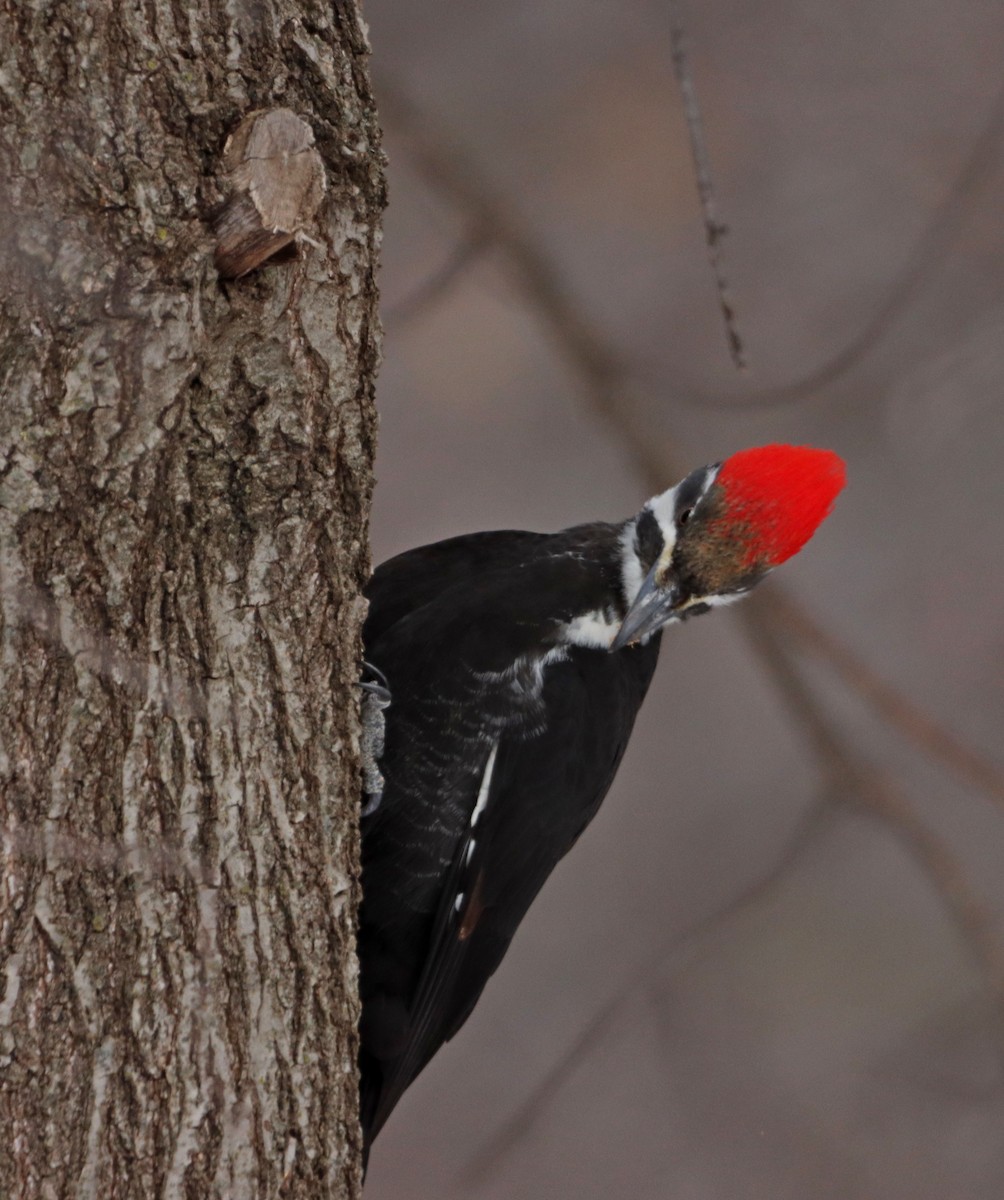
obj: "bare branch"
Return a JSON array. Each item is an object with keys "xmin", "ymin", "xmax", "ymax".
[
  {"xmin": 859, "ymin": 771, "xmax": 1004, "ymax": 1028},
  {"xmin": 742, "ymin": 602, "xmax": 1004, "ymax": 1031},
  {"xmin": 655, "ymin": 77, "xmax": 1004, "ymax": 411},
  {"xmin": 667, "ymin": 0, "xmax": 746, "ymax": 370},
  {"xmin": 387, "ymin": 76, "xmax": 1004, "ymax": 418},
  {"xmin": 460, "ymin": 796, "xmax": 834, "ymax": 1188},
  {"xmin": 769, "ymin": 588, "xmax": 1004, "ymax": 811},
  {"xmin": 383, "ymin": 229, "xmax": 490, "ymax": 327},
  {"xmin": 377, "ymin": 79, "xmax": 683, "ymax": 492}
]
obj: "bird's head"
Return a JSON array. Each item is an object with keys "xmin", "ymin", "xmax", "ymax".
[{"xmin": 612, "ymin": 444, "xmax": 846, "ymax": 650}]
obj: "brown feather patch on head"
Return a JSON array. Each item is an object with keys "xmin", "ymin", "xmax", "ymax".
[{"xmin": 673, "ymin": 444, "xmax": 846, "ymax": 595}]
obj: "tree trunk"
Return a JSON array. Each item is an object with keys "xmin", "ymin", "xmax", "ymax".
[{"xmin": 0, "ymin": 3, "xmax": 383, "ymax": 1197}]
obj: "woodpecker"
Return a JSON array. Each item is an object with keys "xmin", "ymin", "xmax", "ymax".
[{"xmin": 358, "ymin": 444, "xmax": 845, "ymax": 1158}]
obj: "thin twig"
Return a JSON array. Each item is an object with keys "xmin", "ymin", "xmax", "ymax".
[
  {"xmin": 656, "ymin": 77, "xmax": 1004, "ymax": 411},
  {"xmin": 747, "ymin": 603, "xmax": 1004, "ymax": 1030},
  {"xmin": 388, "ymin": 77, "xmax": 1004, "ymax": 417},
  {"xmin": 667, "ymin": 0, "xmax": 745, "ymax": 370}
]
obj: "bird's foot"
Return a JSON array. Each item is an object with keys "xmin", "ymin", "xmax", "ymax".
[{"xmin": 359, "ymin": 661, "xmax": 391, "ymax": 816}]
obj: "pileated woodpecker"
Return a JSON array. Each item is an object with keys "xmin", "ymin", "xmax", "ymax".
[{"xmin": 358, "ymin": 444, "xmax": 845, "ymax": 1158}]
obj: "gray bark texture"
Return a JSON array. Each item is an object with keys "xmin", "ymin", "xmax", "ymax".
[{"xmin": 0, "ymin": 2, "xmax": 384, "ymax": 1197}]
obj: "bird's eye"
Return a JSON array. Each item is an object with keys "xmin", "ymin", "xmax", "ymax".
[{"xmin": 679, "ymin": 506, "xmax": 694, "ymax": 526}]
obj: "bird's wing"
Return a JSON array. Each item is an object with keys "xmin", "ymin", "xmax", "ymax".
[
  {"xmin": 363, "ymin": 530, "xmax": 547, "ymax": 646},
  {"xmin": 361, "ymin": 642, "xmax": 659, "ymax": 1145}
]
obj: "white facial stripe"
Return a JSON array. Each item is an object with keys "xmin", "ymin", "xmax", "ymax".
[
  {"xmin": 645, "ymin": 486, "xmax": 680, "ymax": 564},
  {"xmin": 660, "ymin": 588, "xmax": 748, "ymax": 627},
  {"xmin": 703, "ymin": 590, "xmax": 745, "ymax": 608}
]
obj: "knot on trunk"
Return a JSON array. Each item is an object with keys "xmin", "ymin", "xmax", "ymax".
[{"xmin": 212, "ymin": 108, "xmax": 326, "ymax": 279}]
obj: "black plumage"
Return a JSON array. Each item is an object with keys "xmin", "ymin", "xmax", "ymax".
[{"xmin": 358, "ymin": 524, "xmax": 660, "ymax": 1153}]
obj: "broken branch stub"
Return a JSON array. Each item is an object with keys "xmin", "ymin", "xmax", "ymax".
[{"xmin": 212, "ymin": 107, "xmax": 326, "ymax": 279}]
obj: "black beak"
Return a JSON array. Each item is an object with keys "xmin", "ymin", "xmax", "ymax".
[{"xmin": 610, "ymin": 563, "xmax": 683, "ymax": 651}]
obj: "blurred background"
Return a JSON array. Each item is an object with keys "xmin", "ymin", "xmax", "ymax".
[{"xmin": 361, "ymin": 2, "xmax": 1004, "ymax": 1196}]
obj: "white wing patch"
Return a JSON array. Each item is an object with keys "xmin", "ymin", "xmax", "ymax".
[
  {"xmin": 453, "ymin": 742, "xmax": 499, "ymax": 928},
  {"xmin": 645, "ymin": 485, "xmax": 680, "ymax": 559},
  {"xmin": 474, "ymin": 646, "xmax": 566, "ymax": 705},
  {"xmin": 562, "ymin": 609, "xmax": 622, "ymax": 649},
  {"xmin": 701, "ymin": 590, "xmax": 747, "ymax": 609},
  {"xmin": 470, "ymin": 740, "xmax": 498, "ymax": 829}
]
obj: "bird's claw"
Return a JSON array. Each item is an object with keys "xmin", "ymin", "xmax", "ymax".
[
  {"xmin": 358, "ymin": 670, "xmax": 391, "ymax": 706},
  {"xmin": 359, "ymin": 661, "xmax": 391, "ymax": 815}
]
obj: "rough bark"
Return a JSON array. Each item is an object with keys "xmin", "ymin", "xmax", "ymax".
[{"xmin": 0, "ymin": 2, "xmax": 383, "ymax": 1197}]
